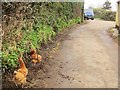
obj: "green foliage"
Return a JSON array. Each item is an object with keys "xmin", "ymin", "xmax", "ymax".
[
  {"xmin": 93, "ymin": 8, "xmax": 116, "ymax": 21},
  {"xmin": 100, "ymin": 11, "xmax": 116, "ymax": 21},
  {"xmin": 103, "ymin": 0, "xmax": 111, "ymax": 10},
  {"xmin": 2, "ymin": 50, "xmax": 19, "ymax": 70},
  {"xmin": 2, "ymin": 2, "xmax": 84, "ymax": 71}
]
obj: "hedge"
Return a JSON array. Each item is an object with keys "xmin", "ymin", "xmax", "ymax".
[
  {"xmin": 2, "ymin": 2, "xmax": 84, "ymax": 71},
  {"xmin": 93, "ymin": 8, "xmax": 116, "ymax": 21}
]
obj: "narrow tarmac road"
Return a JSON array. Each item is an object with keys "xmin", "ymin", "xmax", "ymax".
[{"xmin": 30, "ymin": 19, "xmax": 118, "ymax": 88}]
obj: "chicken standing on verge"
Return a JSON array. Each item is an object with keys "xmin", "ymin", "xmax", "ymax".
[
  {"xmin": 13, "ymin": 52, "xmax": 28, "ymax": 87},
  {"xmin": 30, "ymin": 48, "xmax": 42, "ymax": 66}
]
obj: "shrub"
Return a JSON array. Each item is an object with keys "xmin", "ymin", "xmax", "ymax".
[
  {"xmin": 2, "ymin": 2, "xmax": 84, "ymax": 71},
  {"xmin": 101, "ymin": 11, "xmax": 116, "ymax": 21},
  {"xmin": 93, "ymin": 8, "xmax": 116, "ymax": 21}
]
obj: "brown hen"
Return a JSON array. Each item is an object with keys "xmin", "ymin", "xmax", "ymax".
[
  {"xmin": 30, "ymin": 48, "xmax": 42, "ymax": 66},
  {"xmin": 13, "ymin": 53, "xmax": 28, "ymax": 87}
]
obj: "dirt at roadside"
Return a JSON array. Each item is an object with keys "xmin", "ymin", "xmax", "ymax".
[
  {"xmin": 107, "ymin": 28, "xmax": 119, "ymax": 44},
  {"xmin": 2, "ymin": 24, "xmax": 80, "ymax": 88},
  {"xmin": 2, "ymin": 20, "xmax": 118, "ymax": 88}
]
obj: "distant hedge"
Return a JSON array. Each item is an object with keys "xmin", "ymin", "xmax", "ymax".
[
  {"xmin": 93, "ymin": 8, "xmax": 116, "ymax": 21},
  {"xmin": 2, "ymin": 2, "xmax": 84, "ymax": 71}
]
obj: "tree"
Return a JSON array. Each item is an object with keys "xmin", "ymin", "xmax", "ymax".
[
  {"xmin": 88, "ymin": 6, "xmax": 93, "ymax": 9},
  {"xmin": 103, "ymin": 0, "xmax": 112, "ymax": 10}
]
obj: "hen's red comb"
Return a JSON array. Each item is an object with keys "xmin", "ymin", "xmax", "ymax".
[
  {"xmin": 18, "ymin": 57, "xmax": 22, "ymax": 61},
  {"xmin": 18, "ymin": 52, "xmax": 23, "ymax": 61}
]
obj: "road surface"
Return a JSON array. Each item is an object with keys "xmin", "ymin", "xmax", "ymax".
[{"xmin": 29, "ymin": 19, "xmax": 118, "ymax": 88}]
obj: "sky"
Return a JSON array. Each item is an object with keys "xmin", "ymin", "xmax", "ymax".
[{"xmin": 84, "ymin": 0, "xmax": 119, "ymax": 11}]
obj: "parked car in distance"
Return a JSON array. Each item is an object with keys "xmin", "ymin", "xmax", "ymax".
[{"xmin": 84, "ymin": 9, "xmax": 94, "ymax": 20}]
